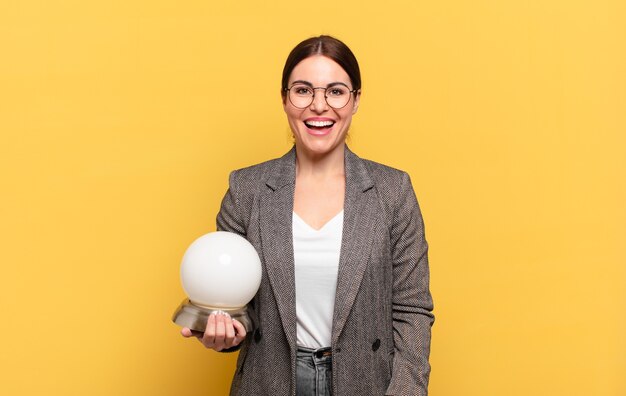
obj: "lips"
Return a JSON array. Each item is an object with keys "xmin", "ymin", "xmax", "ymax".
[{"xmin": 304, "ymin": 118, "xmax": 335, "ymax": 132}]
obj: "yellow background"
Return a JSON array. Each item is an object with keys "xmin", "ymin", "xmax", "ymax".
[{"xmin": 1, "ymin": 0, "xmax": 624, "ymax": 395}]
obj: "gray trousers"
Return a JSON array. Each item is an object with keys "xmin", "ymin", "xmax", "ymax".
[{"xmin": 295, "ymin": 347, "xmax": 333, "ymax": 396}]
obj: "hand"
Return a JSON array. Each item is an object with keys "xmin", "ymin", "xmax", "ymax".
[{"xmin": 181, "ymin": 310, "xmax": 247, "ymax": 351}]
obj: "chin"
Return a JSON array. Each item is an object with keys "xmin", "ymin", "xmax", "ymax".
[{"xmin": 298, "ymin": 138, "xmax": 344, "ymax": 156}]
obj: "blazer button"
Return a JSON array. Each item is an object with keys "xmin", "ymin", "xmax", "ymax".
[
  {"xmin": 254, "ymin": 328, "xmax": 262, "ymax": 343},
  {"xmin": 372, "ymin": 338, "xmax": 381, "ymax": 351}
]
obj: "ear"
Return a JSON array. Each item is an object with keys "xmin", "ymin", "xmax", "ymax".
[{"xmin": 351, "ymin": 90, "xmax": 361, "ymax": 115}]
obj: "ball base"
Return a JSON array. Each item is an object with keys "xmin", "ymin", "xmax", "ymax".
[{"xmin": 172, "ymin": 299, "xmax": 252, "ymax": 333}]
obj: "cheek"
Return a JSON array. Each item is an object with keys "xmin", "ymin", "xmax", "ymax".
[
  {"xmin": 283, "ymin": 103, "xmax": 294, "ymax": 118},
  {"xmin": 284, "ymin": 107, "xmax": 303, "ymax": 129},
  {"xmin": 339, "ymin": 109, "xmax": 354, "ymax": 123}
]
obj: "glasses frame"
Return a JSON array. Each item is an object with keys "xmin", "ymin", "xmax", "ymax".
[{"xmin": 283, "ymin": 83, "xmax": 359, "ymax": 109}]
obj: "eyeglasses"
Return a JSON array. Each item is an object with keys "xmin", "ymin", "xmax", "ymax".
[{"xmin": 284, "ymin": 83, "xmax": 358, "ymax": 109}]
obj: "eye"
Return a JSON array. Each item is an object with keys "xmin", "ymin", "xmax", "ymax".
[
  {"xmin": 327, "ymin": 86, "xmax": 348, "ymax": 97},
  {"xmin": 292, "ymin": 85, "xmax": 313, "ymax": 96}
]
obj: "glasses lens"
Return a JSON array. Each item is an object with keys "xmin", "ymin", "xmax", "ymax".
[
  {"xmin": 289, "ymin": 84, "xmax": 314, "ymax": 108},
  {"xmin": 325, "ymin": 85, "xmax": 351, "ymax": 109}
]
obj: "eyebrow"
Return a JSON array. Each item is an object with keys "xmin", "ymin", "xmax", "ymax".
[{"xmin": 290, "ymin": 80, "xmax": 350, "ymax": 88}]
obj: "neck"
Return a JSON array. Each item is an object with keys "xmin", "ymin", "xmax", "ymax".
[{"xmin": 294, "ymin": 143, "xmax": 346, "ymax": 178}]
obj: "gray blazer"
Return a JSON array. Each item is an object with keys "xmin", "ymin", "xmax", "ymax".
[{"xmin": 216, "ymin": 146, "xmax": 434, "ymax": 396}]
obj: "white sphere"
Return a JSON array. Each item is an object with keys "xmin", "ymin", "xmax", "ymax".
[{"xmin": 180, "ymin": 231, "xmax": 262, "ymax": 309}]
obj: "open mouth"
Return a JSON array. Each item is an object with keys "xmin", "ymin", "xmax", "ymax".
[{"xmin": 304, "ymin": 120, "xmax": 335, "ymax": 130}]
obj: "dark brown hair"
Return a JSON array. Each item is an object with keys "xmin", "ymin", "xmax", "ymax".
[{"xmin": 281, "ymin": 35, "xmax": 361, "ymax": 96}]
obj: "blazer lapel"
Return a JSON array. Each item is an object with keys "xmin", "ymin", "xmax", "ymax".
[
  {"xmin": 259, "ymin": 147, "xmax": 298, "ymax": 350},
  {"xmin": 331, "ymin": 147, "xmax": 378, "ymax": 345}
]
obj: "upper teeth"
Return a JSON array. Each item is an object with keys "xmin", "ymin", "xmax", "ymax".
[{"xmin": 306, "ymin": 120, "xmax": 334, "ymax": 127}]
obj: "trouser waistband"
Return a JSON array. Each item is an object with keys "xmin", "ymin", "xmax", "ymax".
[{"xmin": 297, "ymin": 346, "xmax": 332, "ymax": 359}]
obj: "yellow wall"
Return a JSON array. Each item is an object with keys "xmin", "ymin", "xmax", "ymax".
[{"xmin": 1, "ymin": 1, "xmax": 624, "ymax": 395}]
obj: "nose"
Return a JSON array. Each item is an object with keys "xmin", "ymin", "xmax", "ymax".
[{"xmin": 309, "ymin": 88, "xmax": 329, "ymax": 112}]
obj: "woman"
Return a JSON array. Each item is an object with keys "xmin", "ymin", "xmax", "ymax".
[{"xmin": 182, "ymin": 35, "xmax": 434, "ymax": 396}]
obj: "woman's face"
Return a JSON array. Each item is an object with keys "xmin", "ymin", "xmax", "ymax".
[{"xmin": 283, "ymin": 55, "xmax": 360, "ymax": 158}]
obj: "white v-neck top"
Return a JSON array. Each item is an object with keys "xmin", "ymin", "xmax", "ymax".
[{"xmin": 292, "ymin": 210, "xmax": 344, "ymax": 348}]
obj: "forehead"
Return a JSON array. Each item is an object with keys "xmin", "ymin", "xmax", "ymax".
[{"xmin": 288, "ymin": 55, "xmax": 351, "ymax": 86}]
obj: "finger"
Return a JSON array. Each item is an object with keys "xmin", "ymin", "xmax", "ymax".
[
  {"xmin": 182, "ymin": 327, "xmax": 204, "ymax": 340},
  {"xmin": 214, "ymin": 312, "xmax": 227, "ymax": 350},
  {"xmin": 223, "ymin": 314, "xmax": 235, "ymax": 348},
  {"xmin": 232, "ymin": 319, "xmax": 247, "ymax": 344},
  {"xmin": 181, "ymin": 327, "xmax": 193, "ymax": 338},
  {"xmin": 202, "ymin": 312, "xmax": 217, "ymax": 348}
]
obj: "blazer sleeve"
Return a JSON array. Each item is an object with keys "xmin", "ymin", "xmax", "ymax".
[
  {"xmin": 216, "ymin": 170, "xmax": 246, "ymax": 237},
  {"xmin": 385, "ymin": 172, "xmax": 435, "ymax": 396},
  {"xmin": 215, "ymin": 170, "xmax": 252, "ymax": 353}
]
